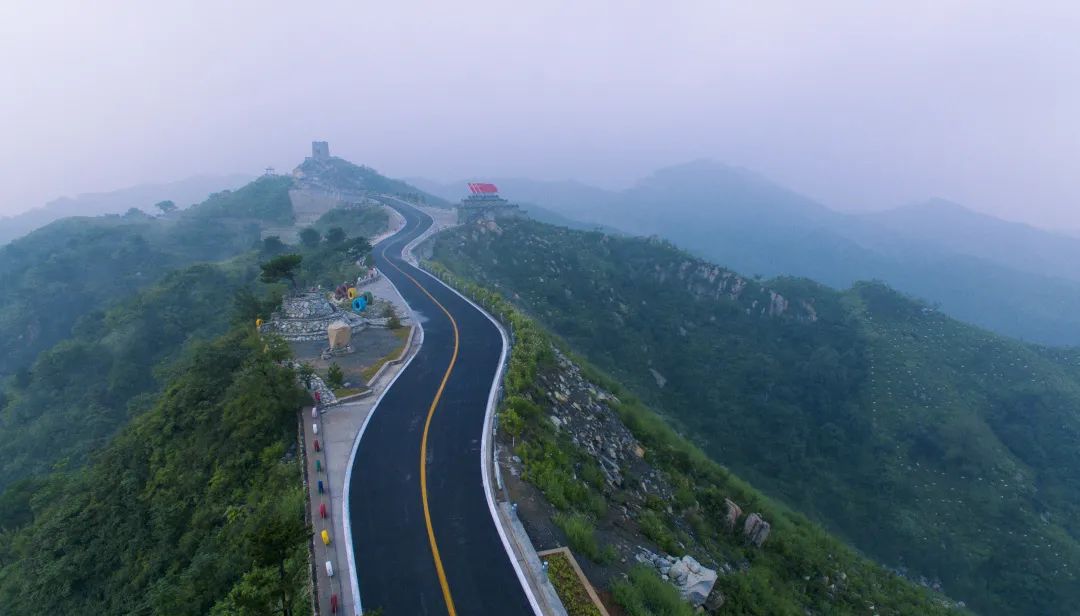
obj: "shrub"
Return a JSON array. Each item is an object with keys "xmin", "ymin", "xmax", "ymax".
[
  {"xmin": 325, "ymin": 227, "xmax": 346, "ymax": 244},
  {"xmin": 638, "ymin": 510, "xmax": 679, "ymax": 554},
  {"xmin": 555, "ymin": 512, "xmax": 607, "ymax": 563},
  {"xmin": 612, "ymin": 565, "xmax": 695, "ymax": 616},
  {"xmin": 298, "ymin": 362, "xmax": 315, "ymax": 389},
  {"xmin": 299, "ymin": 227, "xmax": 321, "ymax": 247},
  {"xmin": 326, "ymin": 362, "xmax": 344, "ymax": 388}
]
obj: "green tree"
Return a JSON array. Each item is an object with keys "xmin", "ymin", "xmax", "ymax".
[
  {"xmin": 155, "ymin": 199, "xmax": 177, "ymax": 214},
  {"xmin": 259, "ymin": 254, "xmax": 303, "ymax": 288},
  {"xmin": 261, "ymin": 235, "xmax": 286, "ymax": 255},
  {"xmin": 232, "ymin": 287, "xmax": 283, "ymax": 325},
  {"xmin": 344, "ymin": 236, "xmax": 372, "ymax": 260},
  {"xmin": 384, "ymin": 305, "xmax": 402, "ymax": 329},
  {"xmin": 297, "ymin": 362, "xmax": 315, "ymax": 389},
  {"xmin": 298, "ymin": 227, "xmax": 321, "ymax": 247},
  {"xmin": 325, "ymin": 226, "xmax": 346, "ymax": 244},
  {"xmin": 326, "ymin": 362, "xmax": 345, "ymax": 389},
  {"xmin": 244, "ymin": 498, "xmax": 308, "ymax": 616}
]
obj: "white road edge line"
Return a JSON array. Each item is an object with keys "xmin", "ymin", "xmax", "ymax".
[
  {"xmin": 341, "ymin": 211, "xmax": 426, "ymax": 616},
  {"xmin": 389, "ymin": 196, "xmax": 544, "ymax": 616}
]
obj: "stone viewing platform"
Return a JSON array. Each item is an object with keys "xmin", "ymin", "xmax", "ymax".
[{"xmin": 260, "ymin": 292, "xmax": 367, "ymax": 341}]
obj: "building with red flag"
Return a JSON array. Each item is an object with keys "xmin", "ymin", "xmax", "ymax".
[{"xmin": 457, "ymin": 182, "xmax": 523, "ymax": 224}]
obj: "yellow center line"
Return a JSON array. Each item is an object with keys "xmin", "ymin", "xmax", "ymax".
[{"xmin": 379, "ymin": 228, "xmax": 460, "ymax": 616}]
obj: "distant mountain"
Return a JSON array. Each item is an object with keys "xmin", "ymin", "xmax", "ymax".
[
  {"xmin": 0, "ymin": 174, "xmax": 253, "ymax": 245},
  {"xmin": 443, "ymin": 161, "xmax": 1080, "ymax": 345},
  {"xmin": 856, "ymin": 198, "xmax": 1080, "ymax": 283},
  {"xmin": 433, "ymin": 217, "xmax": 1080, "ymax": 615}
]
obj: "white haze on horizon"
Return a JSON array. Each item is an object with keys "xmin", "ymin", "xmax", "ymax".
[{"xmin": 2, "ymin": 1, "xmax": 1079, "ymax": 229}]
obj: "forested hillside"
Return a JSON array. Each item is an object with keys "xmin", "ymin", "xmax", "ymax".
[
  {"xmin": 0, "ymin": 173, "xmax": 383, "ymax": 614},
  {"xmin": 428, "ymin": 262, "xmax": 958, "ymax": 615},
  {"xmin": 430, "ymin": 218, "xmax": 1080, "ymax": 615},
  {"xmin": 0, "ymin": 328, "xmax": 311, "ymax": 615},
  {"xmin": 0, "ymin": 175, "xmax": 294, "ymax": 377},
  {"xmin": 0, "ymin": 196, "xmax": 383, "ymax": 495},
  {"xmin": 0, "ymin": 259, "xmax": 268, "ymax": 493}
]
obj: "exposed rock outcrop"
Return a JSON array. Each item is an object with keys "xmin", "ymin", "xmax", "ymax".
[
  {"xmin": 723, "ymin": 498, "xmax": 742, "ymax": 531},
  {"xmin": 649, "ymin": 259, "xmax": 817, "ymax": 322},
  {"xmin": 743, "ymin": 512, "xmax": 771, "ymax": 547},
  {"xmin": 538, "ymin": 350, "xmax": 672, "ymax": 502},
  {"xmin": 636, "ymin": 549, "xmax": 718, "ymax": 607}
]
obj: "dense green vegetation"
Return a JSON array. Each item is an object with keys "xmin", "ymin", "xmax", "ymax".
[
  {"xmin": 431, "ymin": 218, "xmax": 1080, "ymax": 615},
  {"xmin": 0, "ymin": 168, "xmax": 388, "ymax": 613},
  {"xmin": 313, "ymin": 203, "xmax": 389, "ymax": 240},
  {"xmin": 0, "ymin": 176, "xmax": 294, "ymax": 377},
  {"xmin": 426, "ymin": 261, "xmax": 956, "ymax": 615},
  {"xmin": 0, "ymin": 176, "xmax": 300, "ymax": 494},
  {"xmin": 0, "ymin": 181, "xmax": 381, "ymax": 497},
  {"xmin": 294, "ymin": 234, "xmax": 372, "ymax": 289},
  {"xmin": 0, "ymin": 259, "xmax": 276, "ymax": 493},
  {"xmin": 0, "ymin": 328, "xmax": 311, "ymax": 614},
  {"xmin": 184, "ymin": 176, "xmax": 294, "ymax": 225}
]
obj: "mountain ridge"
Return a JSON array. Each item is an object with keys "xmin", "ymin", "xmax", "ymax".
[
  {"xmin": 411, "ymin": 161, "xmax": 1080, "ymax": 345},
  {"xmin": 0, "ymin": 173, "xmax": 254, "ymax": 245}
]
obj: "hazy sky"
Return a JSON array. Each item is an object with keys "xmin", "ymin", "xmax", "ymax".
[{"xmin": 3, "ymin": 1, "xmax": 1079, "ymax": 228}]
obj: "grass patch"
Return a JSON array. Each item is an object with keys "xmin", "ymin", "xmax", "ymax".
[
  {"xmin": 332, "ymin": 386, "xmax": 364, "ymax": 398},
  {"xmin": 554, "ymin": 512, "xmax": 612, "ymax": 563},
  {"xmin": 545, "ymin": 552, "xmax": 602, "ymax": 616},
  {"xmin": 360, "ymin": 326, "xmax": 411, "ymax": 382},
  {"xmin": 637, "ymin": 510, "xmax": 680, "ymax": 555},
  {"xmin": 613, "ymin": 565, "xmax": 695, "ymax": 616}
]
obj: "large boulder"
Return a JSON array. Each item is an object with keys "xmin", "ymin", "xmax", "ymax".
[
  {"xmin": 743, "ymin": 513, "xmax": 771, "ymax": 547},
  {"xmin": 328, "ymin": 320, "xmax": 351, "ymax": 350},
  {"xmin": 636, "ymin": 549, "xmax": 717, "ymax": 607},
  {"xmin": 723, "ymin": 498, "xmax": 742, "ymax": 531},
  {"xmin": 677, "ymin": 555, "xmax": 718, "ymax": 606}
]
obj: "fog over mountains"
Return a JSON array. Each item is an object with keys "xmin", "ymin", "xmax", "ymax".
[
  {"xmin": 0, "ymin": 174, "xmax": 253, "ymax": 245},
  {"xmin": 413, "ymin": 161, "xmax": 1080, "ymax": 345}
]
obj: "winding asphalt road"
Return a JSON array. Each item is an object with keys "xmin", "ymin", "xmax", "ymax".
[{"xmin": 346, "ymin": 199, "xmax": 535, "ymax": 615}]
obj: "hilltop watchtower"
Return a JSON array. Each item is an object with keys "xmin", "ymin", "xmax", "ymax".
[{"xmin": 312, "ymin": 141, "xmax": 330, "ymax": 160}]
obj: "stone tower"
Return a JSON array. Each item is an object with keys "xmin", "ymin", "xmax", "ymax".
[{"xmin": 312, "ymin": 141, "xmax": 330, "ymax": 160}]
